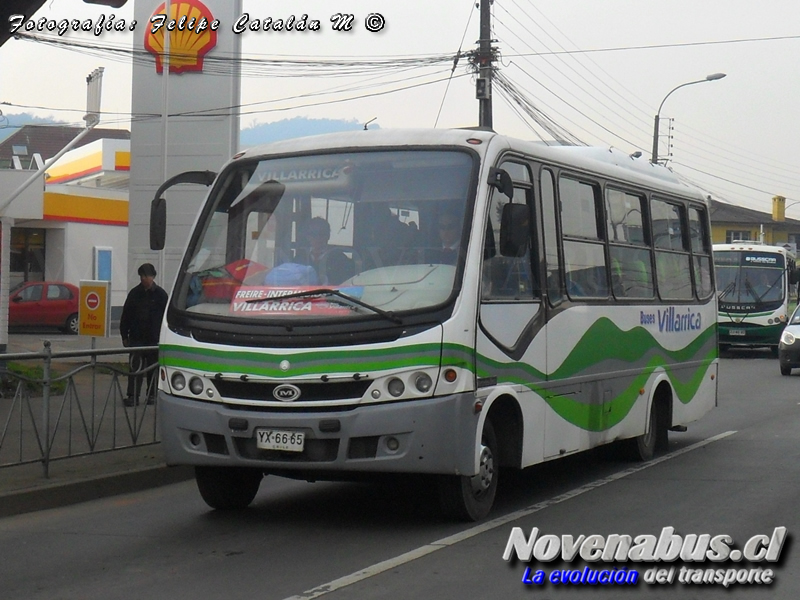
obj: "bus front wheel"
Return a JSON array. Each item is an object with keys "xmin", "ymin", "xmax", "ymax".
[
  {"xmin": 438, "ymin": 420, "xmax": 498, "ymax": 522},
  {"xmin": 195, "ymin": 466, "xmax": 263, "ymax": 510}
]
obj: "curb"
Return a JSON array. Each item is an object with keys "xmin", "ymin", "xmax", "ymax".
[{"xmin": 0, "ymin": 465, "xmax": 195, "ymax": 518}]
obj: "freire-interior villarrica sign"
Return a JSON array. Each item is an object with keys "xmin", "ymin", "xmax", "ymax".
[{"xmin": 144, "ymin": 0, "xmax": 218, "ymax": 74}]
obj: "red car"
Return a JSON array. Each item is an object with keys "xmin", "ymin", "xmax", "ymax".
[{"xmin": 9, "ymin": 281, "xmax": 80, "ymax": 334}]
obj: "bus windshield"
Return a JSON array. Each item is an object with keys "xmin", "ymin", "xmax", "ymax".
[
  {"xmin": 715, "ymin": 251, "xmax": 786, "ymax": 305},
  {"xmin": 174, "ymin": 149, "xmax": 476, "ymax": 321}
]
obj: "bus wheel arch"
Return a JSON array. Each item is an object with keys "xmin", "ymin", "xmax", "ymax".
[
  {"xmin": 438, "ymin": 417, "xmax": 499, "ymax": 521},
  {"xmin": 484, "ymin": 393, "xmax": 524, "ymax": 468},
  {"xmin": 437, "ymin": 393, "xmax": 523, "ymax": 521},
  {"xmin": 652, "ymin": 382, "xmax": 672, "ymax": 453}
]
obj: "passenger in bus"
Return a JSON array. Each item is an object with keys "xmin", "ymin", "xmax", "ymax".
[
  {"xmin": 432, "ymin": 211, "xmax": 462, "ymax": 265},
  {"xmin": 301, "ymin": 217, "xmax": 354, "ymax": 285}
]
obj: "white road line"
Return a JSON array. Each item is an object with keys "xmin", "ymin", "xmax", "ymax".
[{"xmin": 283, "ymin": 430, "xmax": 737, "ymax": 600}]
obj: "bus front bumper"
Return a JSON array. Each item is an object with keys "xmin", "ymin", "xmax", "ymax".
[
  {"xmin": 157, "ymin": 391, "xmax": 481, "ymax": 477},
  {"xmin": 718, "ymin": 323, "xmax": 784, "ymax": 347}
]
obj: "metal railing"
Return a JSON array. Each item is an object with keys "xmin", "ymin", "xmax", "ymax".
[{"xmin": 0, "ymin": 341, "xmax": 160, "ymax": 477}]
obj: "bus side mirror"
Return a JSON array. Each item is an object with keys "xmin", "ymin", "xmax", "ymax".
[
  {"xmin": 488, "ymin": 168, "xmax": 514, "ymax": 200},
  {"xmin": 499, "ymin": 203, "xmax": 530, "ymax": 257},
  {"xmin": 150, "ymin": 197, "xmax": 166, "ymax": 250},
  {"xmin": 148, "ymin": 170, "xmax": 217, "ymax": 251}
]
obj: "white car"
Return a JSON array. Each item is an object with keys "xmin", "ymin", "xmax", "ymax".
[{"xmin": 778, "ymin": 305, "xmax": 800, "ymax": 375}]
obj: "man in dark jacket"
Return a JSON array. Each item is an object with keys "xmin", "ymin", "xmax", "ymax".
[{"xmin": 120, "ymin": 263, "xmax": 168, "ymax": 407}]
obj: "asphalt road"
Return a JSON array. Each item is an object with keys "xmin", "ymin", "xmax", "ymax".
[{"xmin": 0, "ymin": 350, "xmax": 797, "ymax": 600}]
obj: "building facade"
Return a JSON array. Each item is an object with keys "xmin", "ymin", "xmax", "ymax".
[{"xmin": 0, "ymin": 126, "xmax": 130, "ymax": 318}]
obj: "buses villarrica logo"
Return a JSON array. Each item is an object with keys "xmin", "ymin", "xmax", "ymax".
[
  {"xmin": 273, "ymin": 384, "xmax": 301, "ymax": 402},
  {"xmin": 144, "ymin": 0, "xmax": 218, "ymax": 74}
]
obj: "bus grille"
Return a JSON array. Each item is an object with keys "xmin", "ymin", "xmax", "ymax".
[{"xmin": 213, "ymin": 379, "xmax": 372, "ymax": 402}]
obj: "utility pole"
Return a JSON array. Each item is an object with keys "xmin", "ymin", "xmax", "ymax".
[{"xmin": 476, "ymin": 0, "xmax": 494, "ymax": 129}]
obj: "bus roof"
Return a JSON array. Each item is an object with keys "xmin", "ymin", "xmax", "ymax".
[
  {"xmin": 235, "ymin": 128, "xmax": 707, "ymax": 203},
  {"xmin": 713, "ymin": 242, "xmax": 796, "ymax": 258}
]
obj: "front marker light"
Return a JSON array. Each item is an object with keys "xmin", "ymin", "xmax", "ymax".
[{"xmin": 781, "ymin": 331, "xmax": 796, "ymax": 346}]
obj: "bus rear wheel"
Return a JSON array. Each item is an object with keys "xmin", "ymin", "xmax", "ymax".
[
  {"xmin": 195, "ymin": 466, "xmax": 263, "ymax": 510},
  {"xmin": 438, "ymin": 420, "xmax": 498, "ymax": 521},
  {"xmin": 625, "ymin": 401, "xmax": 666, "ymax": 462}
]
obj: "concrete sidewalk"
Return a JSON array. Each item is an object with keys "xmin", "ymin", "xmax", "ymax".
[{"xmin": 0, "ymin": 444, "xmax": 194, "ymax": 518}]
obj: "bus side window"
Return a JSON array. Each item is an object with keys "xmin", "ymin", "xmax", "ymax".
[
  {"xmin": 605, "ymin": 188, "xmax": 654, "ymax": 299},
  {"xmin": 559, "ymin": 176, "xmax": 607, "ymax": 300},
  {"xmin": 481, "ymin": 162, "xmax": 537, "ymax": 302},
  {"xmin": 688, "ymin": 206, "xmax": 714, "ymax": 299},
  {"xmin": 652, "ymin": 199, "xmax": 693, "ymax": 300},
  {"xmin": 540, "ymin": 168, "xmax": 563, "ymax": 305}
]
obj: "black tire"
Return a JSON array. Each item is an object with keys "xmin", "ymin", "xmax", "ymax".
[
  {"xmin": 781, "ymin": 365, "xmax": 792, "ymax": 376},
  {"xmin": 195, "ymin": 466, "xmax": 263, "ymax": 510},
  {"xmin": 625, "ymin": 401, "xmax": 662, "ymax": 462},
  {"xmin": 438, "ymin": 420, "xmax": 498, "ymax": 521},
  {"xmin": 64, "ymin": 313, "xmax": 79, "ymax": 335},
  {"xmin": 770, "ymin": 346, "xmax": 780, "ymax": 358},
  {"xmin": 718, "ymin": 344, "xmax": 730, "ymax": 356}
]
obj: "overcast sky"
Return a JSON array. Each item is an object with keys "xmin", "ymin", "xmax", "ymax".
[{"xmin": 2, "ymin": 0, "xmax": 800, "ymax": 215}]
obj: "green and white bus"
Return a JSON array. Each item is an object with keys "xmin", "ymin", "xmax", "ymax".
[
  {"xmin": 152, "ymin": 128, "xmax": 718, "ymax": 520},
  {"xmin": 713, "ymin": 242, "xmax": 798, "ymax": 354}
]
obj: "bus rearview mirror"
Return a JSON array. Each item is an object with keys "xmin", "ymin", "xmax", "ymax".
[
  {"xmin": 150, "ymin": 197, "xmax": 166, "ymax": 250},
  {"xmin": 488, "ymin": 168, "xmax": 514, "ymax": 200}
]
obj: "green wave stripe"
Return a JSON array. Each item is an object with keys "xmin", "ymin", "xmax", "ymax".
[
  {"xmin": 475, "ymin": 317, "xmax": 717, "ymax": 431},
  {"xmin": 160, "ymin": 343, "xmax": 443, "ymax": 377},
  {"xmin": 526, "ymin": 347, "xmax": 717, "ymax": 432},
  {"xmin": 161, "ymin": 317, "xmax": 715, "ymax": 432},
  {"xmin": 552, "ymin": 317, "xmax": 715, "ymax": 379}
]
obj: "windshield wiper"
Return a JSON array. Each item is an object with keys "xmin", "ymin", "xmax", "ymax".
[
  {"xmin": 759, "ymin": 271, "xmax": 783, "ymax": 300},
  {"xmin": 247, "ymin": 288, "xmax": 402, "ymax": 324},
  {"xmin": 718, "ymin": 279, "xmax": 736, "ymax": 300},
  {"xmin": 744, "ymin": 279, "xmax": 764, "ymax": 305}
]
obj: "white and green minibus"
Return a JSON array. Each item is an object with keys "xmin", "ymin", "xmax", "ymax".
[
  {"xmin": 713, "ymin": 242, "xmax": 798, "ymax": 355},
  {"xmin": 152, "ymin": 128, "xmax": 718, "ymax": 520}
]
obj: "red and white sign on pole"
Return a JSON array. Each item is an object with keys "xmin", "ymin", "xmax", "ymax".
[{"xmin": 79, "ymin": 280, "xmax": 110, "ymax": 337}]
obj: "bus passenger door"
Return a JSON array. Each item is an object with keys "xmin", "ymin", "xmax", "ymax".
[{"xmin": 476, "ymin": 163, "xmax": 545, "ymax": 456}]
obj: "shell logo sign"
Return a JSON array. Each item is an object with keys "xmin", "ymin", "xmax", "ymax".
[{"xmin": 144, "ymin": 0, "xmax": 218, "ymax": 74}]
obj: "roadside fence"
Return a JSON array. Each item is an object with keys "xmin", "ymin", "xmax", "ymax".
[{"xmin": 0, "ymin": 341, "xmax": 160, "ymax": 478}]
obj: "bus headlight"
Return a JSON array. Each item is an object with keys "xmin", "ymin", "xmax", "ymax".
[
  {"xmin": 171, "ymin": 372, "xmax": 186, "ymax": 391},
  {"xmin": 387, "ymin": 378, "xmax": 405, "ymax": 397},
  {"xmin": 781, "ymin": 331, "xmax": 796, "ymax": 346},
  {"xmin": 189, "ymin": 377, "xmax": 204, "ymax": 395},
  {"xmin": 414, "ymin": 373, "xmax": 433, "ymax": 393}
]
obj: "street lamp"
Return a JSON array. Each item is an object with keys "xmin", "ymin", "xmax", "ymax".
[
  {"xmin": 651, "ymin": 72, "xmax": 726, "ymax": 164},
  {"xmin": 784, "ymin": 201, "xmax": 800, "ymax": 212}
]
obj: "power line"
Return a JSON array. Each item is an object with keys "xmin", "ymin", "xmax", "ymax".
[{"xmin": 506, "ymin": 34, "xmax": 800, "ymax": 57}]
